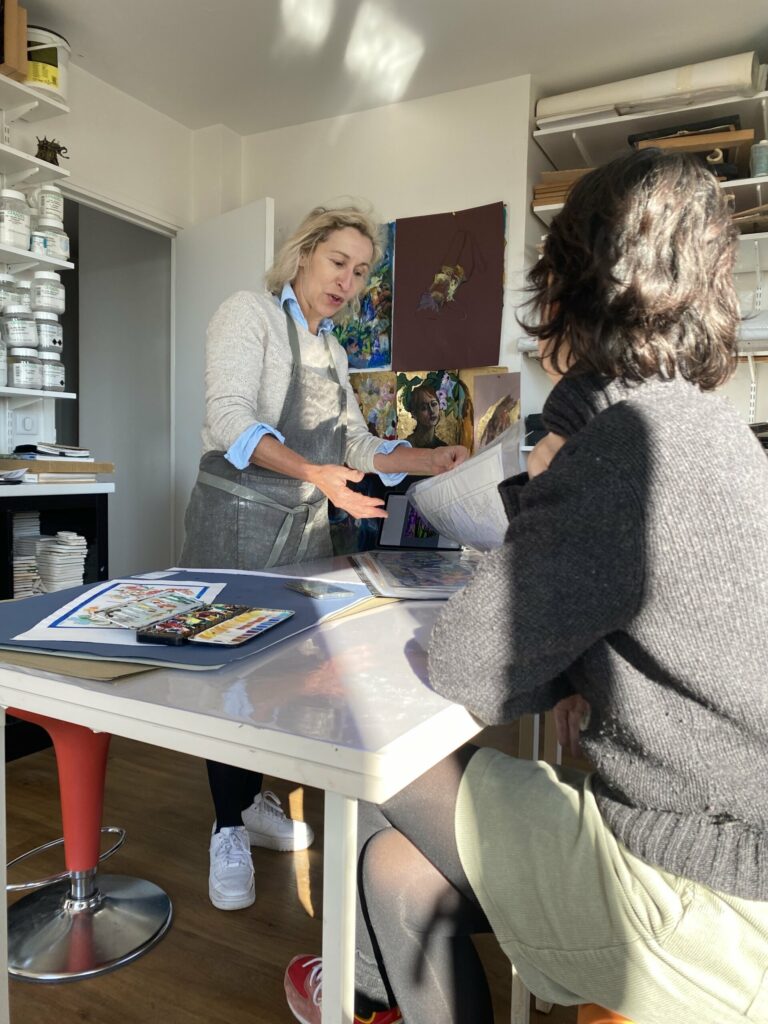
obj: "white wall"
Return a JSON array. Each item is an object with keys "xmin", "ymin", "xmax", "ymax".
[
  {"xmin": 242, "ymin": 75, "xmax": 533, "ymax": 370},
  {"xmin": 15, "ymin": 64, "xmax": 194, "ymax": 231}
]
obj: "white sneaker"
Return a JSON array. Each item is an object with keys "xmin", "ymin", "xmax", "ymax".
[
  {"xmin": 242, "ymin": 791, "xmax": 315, "ymax": 852},
  {"xmin": 208, "ymin": 825, "xmax": 255, "ymax": 910}
]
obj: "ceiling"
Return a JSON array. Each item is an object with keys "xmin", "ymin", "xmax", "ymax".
[{"xmin": 20, "ymin": 0, "xmax": 768, "ymax": 135}]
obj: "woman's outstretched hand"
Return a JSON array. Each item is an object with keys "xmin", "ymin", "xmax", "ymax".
[{"xmin": 310, "ymin": 464, "xmax": 387, "ymax": 519}]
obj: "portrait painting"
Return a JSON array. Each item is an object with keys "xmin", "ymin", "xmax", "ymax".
[{"xmin": 396, "ymin": 370, "xmax": 474, "ymax": 451}]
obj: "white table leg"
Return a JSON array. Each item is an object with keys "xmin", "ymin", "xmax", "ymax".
[
  {"xmin": 510, "ymin": 957, "xmax": 530, "ymax": 1024},
  {"xmin": 321, "ymin": 792, "xmax": 358, "ymax": 1024},
  {"xmin": 0, "ymin": 708, "xmax": 9, "ymax": 1024}
]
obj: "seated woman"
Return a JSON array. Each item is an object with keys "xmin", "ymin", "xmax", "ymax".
[{"xmin": 284, "ymin": 149, "xmax": 768, "ymax": 1024}]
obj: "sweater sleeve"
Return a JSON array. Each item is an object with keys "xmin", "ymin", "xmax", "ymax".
[
  {"xmin": 427, "ymin": 437, "xmax": 644, "ymax": 724},
  {"xmin": 203, "ymin": 292, "xmax": 272, "ymax": 451}
]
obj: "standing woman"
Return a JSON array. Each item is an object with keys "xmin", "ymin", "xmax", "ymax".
[{"xmin": 180, "ymin": 205, "xmax": 468, "ymax": 911}]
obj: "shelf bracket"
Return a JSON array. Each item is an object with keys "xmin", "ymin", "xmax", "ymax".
[
  {"xmin": 571, "ymin": 130, "xmax": 595, "ymax": 168},
  {"xmin": 3, "ymin": 101, "xmax": 39, "ymax": 126},
  {"xmin": 4, "ymin": 166, "xmax": 40, "ymax": 188}
]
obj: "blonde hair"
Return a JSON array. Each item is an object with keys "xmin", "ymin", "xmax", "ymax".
[{"xmin": 265, "ymin": 205, "xmax": 383, "ymax": 315}]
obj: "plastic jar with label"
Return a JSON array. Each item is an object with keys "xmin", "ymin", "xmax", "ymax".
[
  {"xmin": 31, "ymin": 271, "xmax": 65, "ymax": 314},
  {"xmin": 0, "ymin": 189, "xmax": 30, "ymax": 250},
  {"xmin": 0, "ymin": 344, "xmax": 7, "ymax": 387},
  {"xmin": 0, "ymin": 273, "xmax": 18, "ymax": 311},
  {"xmin": 31, "ymin": 216, "xmax": 69, "ymax": 260},
  {"xmin": 38, "ymin": 184, "xmax": 64, "ymax": 221},
  {"xmin": 7, "ymin": 348, "xmax": 41, "ymax": 389},
  {"xmin": 33, "ymin": 311, "xmax": 63, "ymax": 352},
  {"xmin": 2, "ymin": 305, "xmax": 37, "ymax": 348},
  {"xmin": 39, "ymin": 350, "xmax": 65, "ymax": 391},
  {"xmin": 15, "ymin": 279, "xmax": 31, "ymax": 311}
]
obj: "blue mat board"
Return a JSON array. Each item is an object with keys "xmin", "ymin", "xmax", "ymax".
[{"xmin": 0, "ymin": 570, "xmax": 371, "ymax": 670}]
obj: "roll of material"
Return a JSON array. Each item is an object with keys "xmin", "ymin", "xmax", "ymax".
[{"xmin": 537, "ymin": 51, "xmax": 759, "ymax": 123}]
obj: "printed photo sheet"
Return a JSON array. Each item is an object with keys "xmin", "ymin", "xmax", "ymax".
[{"xmin": 15, "ymin": 579, "xmax": 226, "ymax": 647}]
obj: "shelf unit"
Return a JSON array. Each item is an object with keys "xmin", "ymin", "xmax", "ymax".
[
  {"xmin": 525, "ymin": 89, "xmax": 768, "ymax": 431},
  {"xmin": 0, "ymin": 75, "xmax": 73, "ymax": 452}
]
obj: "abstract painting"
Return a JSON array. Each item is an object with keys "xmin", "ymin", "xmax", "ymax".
[
  {"xmin": 349, "ymin": 370, "xmax": 398, "ymax": 440},
  {"xmin": 334, "ymin": 221, "xmax": 394, "ymax": 369}
]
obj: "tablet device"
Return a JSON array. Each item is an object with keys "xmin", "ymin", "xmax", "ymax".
[{"xmin": 377, "ymin": 493, "xmax": 461, "ymax": 551}]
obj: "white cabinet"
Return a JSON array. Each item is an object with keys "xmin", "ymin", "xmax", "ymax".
[{"xmin": 0, "ymin": 74, "xmax": 72, "ymax": 451}]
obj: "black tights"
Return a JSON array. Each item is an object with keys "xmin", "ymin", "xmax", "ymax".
[
  {"xmin": 206, "ymin": 760, "xmax": 263, "ymax": 830},
  {"xmin": 354, "ymin": 744, "xmax": 494, "ymax": 1024}
]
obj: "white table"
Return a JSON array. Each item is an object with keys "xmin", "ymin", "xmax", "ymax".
[{"xmin": 0, "ymin": 561, "xmax": 482, "ymax": 1024}]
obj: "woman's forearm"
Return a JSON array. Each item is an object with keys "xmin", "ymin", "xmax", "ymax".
[{"xmin": 373, "ymin": 444, "xmax": 469, "ymax": 476}]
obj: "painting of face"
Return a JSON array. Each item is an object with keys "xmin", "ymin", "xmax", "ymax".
[
  {"xmin": 293, "ymin": 227, "xmax": 374, "ymax": 333},
  {"xmin": 411, "ymin": 388, "xmax": 441, "ymax": 429}
]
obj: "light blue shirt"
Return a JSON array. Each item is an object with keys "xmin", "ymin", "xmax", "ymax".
[{"xmin": 224, "ymin": 285, "xmax": 409, "ymax": 485}]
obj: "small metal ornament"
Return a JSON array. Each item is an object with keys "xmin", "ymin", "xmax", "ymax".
[{"xmin": 35, "ymin": 137, "xmax": 69, "ymax": 165}]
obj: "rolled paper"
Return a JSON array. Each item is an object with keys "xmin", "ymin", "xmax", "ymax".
[{"xmin": 537, "ymin": 52, "xmax": 759, "ymax": 122}]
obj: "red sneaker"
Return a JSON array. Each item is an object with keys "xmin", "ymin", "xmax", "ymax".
[{"xmin": 284, "ymin": 954, "xmax": 402, "ymax": 1024}]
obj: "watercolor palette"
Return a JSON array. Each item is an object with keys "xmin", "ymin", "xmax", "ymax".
[{"xmin": 189, "ymin": 608, "xmax": 294, "ymax": 646}]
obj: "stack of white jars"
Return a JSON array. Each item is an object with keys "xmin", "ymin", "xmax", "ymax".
[
  {"xmin": 1, "ymin": 272, "xmax": 66, "ymax": 391},
  {"xmin": 0, "ymin": 186, "xmax": 69, "ymax": 391}
]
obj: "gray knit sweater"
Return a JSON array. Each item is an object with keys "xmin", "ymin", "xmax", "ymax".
[{"xmin": 428, "ymin": 373, "xmax": 768, "ymax": 900}]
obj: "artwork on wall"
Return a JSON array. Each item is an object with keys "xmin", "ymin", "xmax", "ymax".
[
  {"xmin": 396, "ymin": 370, "xmax": 474, "ymax": 451},
  {"xmin": 334, "ymin": 222, "xmax": 394, "ymax": 370},
  {"xmin": 473, "ymin": 371, "xmax": 522, "ymax": 449},
  {"xmin": 349, "ymin": 370, "xmax": 398, "ymax": 440},
  {"xmin": 391, "ymin": 202, "xmax": 505, "ymax": 371}
]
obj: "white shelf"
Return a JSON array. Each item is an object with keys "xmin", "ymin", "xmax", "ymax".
[
  {"xmin": 2, "ymin": 483, "xmax": 114, "ymax": 497},
  {"xmin": 0, "ymin": 241, "xmax": 73, "ymax": 270},
  {"xmin": 533, "ymin": 91, "xmax": 768, "ymax": 169},
  {"xmin": 0, "ymin": 139, "xmax": 69, "ymax": 186},
  {"xmin": 0, "ymin": 76, "xmax": 68, "ymax": 123},
  {"xmin": 734, "ymin": 233, "xmax": 768, "ymax": 274},
  {"xmin": 0, "ymin": 387, "xmax": 76, "ymax": 400}
]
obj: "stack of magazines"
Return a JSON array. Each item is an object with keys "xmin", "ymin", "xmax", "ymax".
[
  {"xmin": 12, "ymin": 511, "xmax": 42, "ymax": 597},
  {"xmin": 36, "ymin": 531, "xmax": 88, "ymax": 592}
]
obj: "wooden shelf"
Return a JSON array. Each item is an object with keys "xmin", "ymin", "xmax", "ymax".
[{"xmin": 0, "ymin": 76, "xmax": 68, "ymax": 123}]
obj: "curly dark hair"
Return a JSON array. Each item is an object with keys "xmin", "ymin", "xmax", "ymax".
[{"xmin": 519, "ymin": 149, "xmax": 741, "ymax": 390}]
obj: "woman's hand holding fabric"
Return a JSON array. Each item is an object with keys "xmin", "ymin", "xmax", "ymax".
[
  {"xmin": 311, "ymin": 464, "xmax": 388, "ymax": 519},
  {"xmin": 527, "ymin": 432, "xmax": 566, "ymax": 478}
]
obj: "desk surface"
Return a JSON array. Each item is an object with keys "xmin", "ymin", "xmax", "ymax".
[{"xmin": 0, "ymin": 560, "xmax": 481, "ymax": 802}]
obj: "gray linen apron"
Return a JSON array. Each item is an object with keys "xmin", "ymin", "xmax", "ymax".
[{"xmin": 179, "ymin": 312, "xmax": 347, "ymax": 571}]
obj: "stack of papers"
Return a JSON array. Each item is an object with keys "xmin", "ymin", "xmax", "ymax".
[
  {"xmin": 12, "ymin": 512, "xmax": 42, "ymax": 597},
  {"xmin": 36, "ymin": 531, "xmax": 88, "ymax": 592},
  {"xmin": 408, "ymin": 421, "xmax": 523, "ymax": 551}
]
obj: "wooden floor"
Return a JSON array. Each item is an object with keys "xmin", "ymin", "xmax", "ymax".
[{"xmin": 6, "ymin": 737, "xmax": 577, "ymax": 1024}]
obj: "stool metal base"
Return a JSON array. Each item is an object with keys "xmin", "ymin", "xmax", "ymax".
[{"xmin": 8, "ymin": 873, "xmax": 173, "ymax": 982}]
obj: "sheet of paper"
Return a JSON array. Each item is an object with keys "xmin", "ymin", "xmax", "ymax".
[
  {"xmin": 15, "ymin": 578, "xmax": 226, "ymax": 646},
  {"xmin": 408, "ymin": 442, "xmax": 511, "ymax": 550}
]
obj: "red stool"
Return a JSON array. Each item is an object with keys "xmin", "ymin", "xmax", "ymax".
[
  {"xmin": 578, "ymin": 1006, "xmax": 635, "ymax": 1024},
  {"xmin": 6, "ymin": 708, "xmax": 172, "ymax": 982}
]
